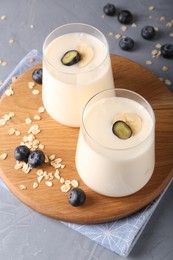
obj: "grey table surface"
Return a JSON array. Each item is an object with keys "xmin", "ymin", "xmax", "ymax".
[{"xmin": 0, "ymin": 0, "xmax": 173, "ymax": 259}]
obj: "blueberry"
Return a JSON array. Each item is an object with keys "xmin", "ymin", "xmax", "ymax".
[
  {"xmin": 161, "ymin": 44, "xmax": 173, "ymax": 59},
  {"xmin": 68, "ymin": 188, "xmax": 86, "ymax": 207},
  {"xmin": 119, "ymin": 37, "xmax": 134, "ymax": 51},
  {"xmin": 118, "ymin": 10, "xmax": 133, "ymax": 24},
  {"xmin": 141, "ymin": 25, "xmax": 156, "ymax": 40},
  {"xmin": 28, "ymin": 150, "xmax": 45, "ymax": 168},
  {"xmin": 32, "ymin": 68, "xmax": 42, "ymax": 84},
  {"xmin": 14, "ymin": 145, "xmax": 30, "ymax": 161},
  {"xmin": 103, "ymin": 3, "xmax": 116, "ymax": 16}
]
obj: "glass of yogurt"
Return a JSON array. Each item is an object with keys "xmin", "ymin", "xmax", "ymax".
[
  {"xmin": 42, "ymin": 23, "xmax": 114, "ymax": 127},
  {"xmin": 75, "ymin": 88, "xmax": 155, "ymax": 197}
]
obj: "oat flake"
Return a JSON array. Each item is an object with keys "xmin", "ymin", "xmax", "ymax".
[
  {"xmin": 32, "ymin": 89, "xmax": 39, "ymax": 95},
  {"xmin": 0, "ymin": 153, "xmax": 8, "ymax": 160},
  {"xmin": 61, "ymin": 184, "xmax": 71, "ymax": 193},
  {"xmin": 19, "ymin": 184, "xmax": 27, "ymax": 190},
  {"xmin": 45, "ymin": 181, "xmax": 53, "ymax": 187}
]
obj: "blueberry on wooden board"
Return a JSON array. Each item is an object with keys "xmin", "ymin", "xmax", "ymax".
[
  {"xmin": 14, "ymin": 145, "xmax": 30, "ymax": 161},
  {"xmin": 28, "ymin": 150, "xmax": 45, "ymax": 168},
  {"xmin": 68, "ymin": 188, "xmax": 86, "ymax": 207},
  {"xmin": 32, "ymin": 68, "xmax": 42, "ymax": 84}
]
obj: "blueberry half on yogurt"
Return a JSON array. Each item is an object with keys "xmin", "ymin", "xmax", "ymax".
[
  {"xmin": 112, "ymin": 121, "xmax": 132, "ymax": 139},
  {"xmin": 61, "ymin": 50, "xmax": 80, "ymax": 66}
]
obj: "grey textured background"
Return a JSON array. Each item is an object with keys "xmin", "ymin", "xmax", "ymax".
[{"xmin": 0, "ymin": 0, "xmax": 173, "ymax": 259}]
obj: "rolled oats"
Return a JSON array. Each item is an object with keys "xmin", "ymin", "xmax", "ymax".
[
  {"xmin": 25, "ymin": 118, "xmax": 32, "ymax": 124},
  {"xmin": 8, "ymin": 128, "xmax": 16, "ymax": 135},
  {"xmin": 61, "ymin": 184, "xmax": 71, "ymax": 193},
  {"xmin": 38, "ymin": 106, "xmax": 45, "ymax": 113},
  {"xmin": 19, "ymin": 184, "xmax": 27, "ymax": 190},
  {"xmin": 71, "ymin": 180, "xmax": 79, "ymax": 188},
  {"xmin": 32, "ymin": 89, "xmax": 39, "ymax": 95},
  {"xmin": 33, "ymin": 182, "xmax": 39, "ymax": 189},
  {"xmin": 0, "ymin": 153, "xmax": 8, "ymax": 160},
  {"xmin": 28, "ymin": 81, "xmax": 35, "ymax": 89},
  {"xmin": 45, "ymin": 181, "xmax": 53, "ymax": 187}
]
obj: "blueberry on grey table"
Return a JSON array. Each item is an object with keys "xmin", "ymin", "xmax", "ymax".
[
  {"xmin": 28, "ymin": 150, "xmax": 45, "ymax": 168},
  {"xmin": 141, "ymin": 25, "xmax": 156, "ymax": 40},
  {"xmin": 14, "ymin": 145, "xmax": 30, "ymax": 161},
  {"xmin": 68, "ymin": 188, "xmax": 86, "ymax": 207},
  {"xmin": 118, "ymin": 10, "xmax": 133, "ymax": 24},
  {"xmin": 103, "ymin": 3, "xmax": 116, "ymax": 16},
  {"xmin": 32, "ymin": 68, "xmax": 42, "ymax": 84},
  {"xmin": 119, "ymin": 37, "xmax": 134, "ymax": 51},
  {"xmin": 161, "ymin": 44, "xmax": 173, "ymax": 58}
]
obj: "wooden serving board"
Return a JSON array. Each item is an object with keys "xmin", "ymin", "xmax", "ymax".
[{"xmin": 0, "ymin": 55, "xmax": 173, "ymax": 224}]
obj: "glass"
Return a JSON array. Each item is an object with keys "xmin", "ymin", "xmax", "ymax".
[
  {"xmin": 75, "ymin": 89, "xmax": 155, "ymax": 197},
  {"xmin": 42, "ymin": 23, "xmax": 114, "ymax": 127}
]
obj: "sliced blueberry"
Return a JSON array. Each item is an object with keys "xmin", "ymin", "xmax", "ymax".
[
  {"xmin": 161, "ymin": 44, "xmax": 173, "ymax": 59},
  {"xmin": 68, "ymin": 188, "xmax": 86, "ymax": 207},
  {"xmin": 141, "ymin": 25, "xmax": 156, "ymax": 40},
  {"xmin": 119, "ymin": 37, "xmax": 134, "ymax": 51},
  {"xmin": 61, "ymin": 50, "xmax": 80, "ymax": 66},
  {"xmin": 14, "ymin": 145, "xmax": 30, "ymax": 161},
  {"xmin": 28, "ymin": 150, "xmax": 45, "ymax": 168},
  {"xmin": 118, "ymin": 10, "xmax": 133, "ymax": 24},
  {"xmin": 103, "ymin": 3, "xmax": 116, "ymax": 16},
  {"xmin": 32, "ymin": 68, "xmax": 42, "ymax": 84}
]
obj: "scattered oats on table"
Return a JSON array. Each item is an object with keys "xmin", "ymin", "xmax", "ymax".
[
  {"xmin": 131, "ymin": 22, "xmax": 137, "ymax": 27},
  {"xmin": 25, "ymin": 117, "xmax": 32, "ymax": 124},
  {"xmin": 114, "ymin": 34, "xmax": 122, "ymax": 39},
  {"xmin": 121, "ymin": 25, "xmax": 127, "ymax": 32},
  {"xmin": 0, "ymin": 153, "xmax": 8, "ymax": 160},
  {"xmin": 45, "ymin": 181, "xmax": 53, "ymax": 187},
  {"xmin": 38, "ymin": 106, "xmax": 45, "ymax": 113},
  {"xmin": 155, "ymin": 43, "xmax": 161, "ymax": 49},
  {"xmin": 33, "ymin": 182, "xmax": 39, "ymax": 189},
  {"xmin": 162, "ymin": 65, "xmax": 169, "ymax": 72},
  {"xmin": 148, "ymin": 6, "xmax": 155, "ymax": 11},
  {"xmin": 145, "ymin": 60, "xmax": 153, "ymax": 65},
  {"xmin": 9, "ymin": 38, "xmax": 15, "ymax": 44},
  {"xmin": 160, "ymin": 16, "xmax": 166, "ymax": 22},
  {"xmin": 164, "ymin": 79, "xmax": 171, "ymax": 86},
  {"xmin": 32, "ymin": 89, "xmax": 40, "ymax": 95},
  {"xmin": 61, "ymin": 184, "xmax": 71, "ymax": 193},
  {"xmin": 19, "ymin": 184, "xmax": 27, "ymax": 190},
  {"xmin": 28, "ymin": 81, "xmax": 35, "ymax": 89},
  {"xmin": 166, "ymin": 22, "xmax": 172, "ymax": 28}
]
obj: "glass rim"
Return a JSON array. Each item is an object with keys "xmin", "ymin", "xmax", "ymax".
[
  {"xmin": 43, "ymin": 22, "xmax": 109, "ymax": 75},
  {"xmin": 81, "ymin": 88, "xmax": 155, "ymax": 151}
]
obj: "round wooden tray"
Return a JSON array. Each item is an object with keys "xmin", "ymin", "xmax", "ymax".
[{"xmin": 0, "ymin": 55, "xmax": 173, "ymax": 224}]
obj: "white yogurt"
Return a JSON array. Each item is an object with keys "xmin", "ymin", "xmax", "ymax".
[
  {"xmin": 75, "ymin": 94, "xmax": 155, "ymax": 197},
  {"xmin": 43, "ymin": 32, "xmax": 114, "ymax": 127}
]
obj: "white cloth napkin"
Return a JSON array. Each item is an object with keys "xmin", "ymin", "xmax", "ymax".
[{"xmin": 0, "ymin": 50, "xmax": 172, "ymax": 257}]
